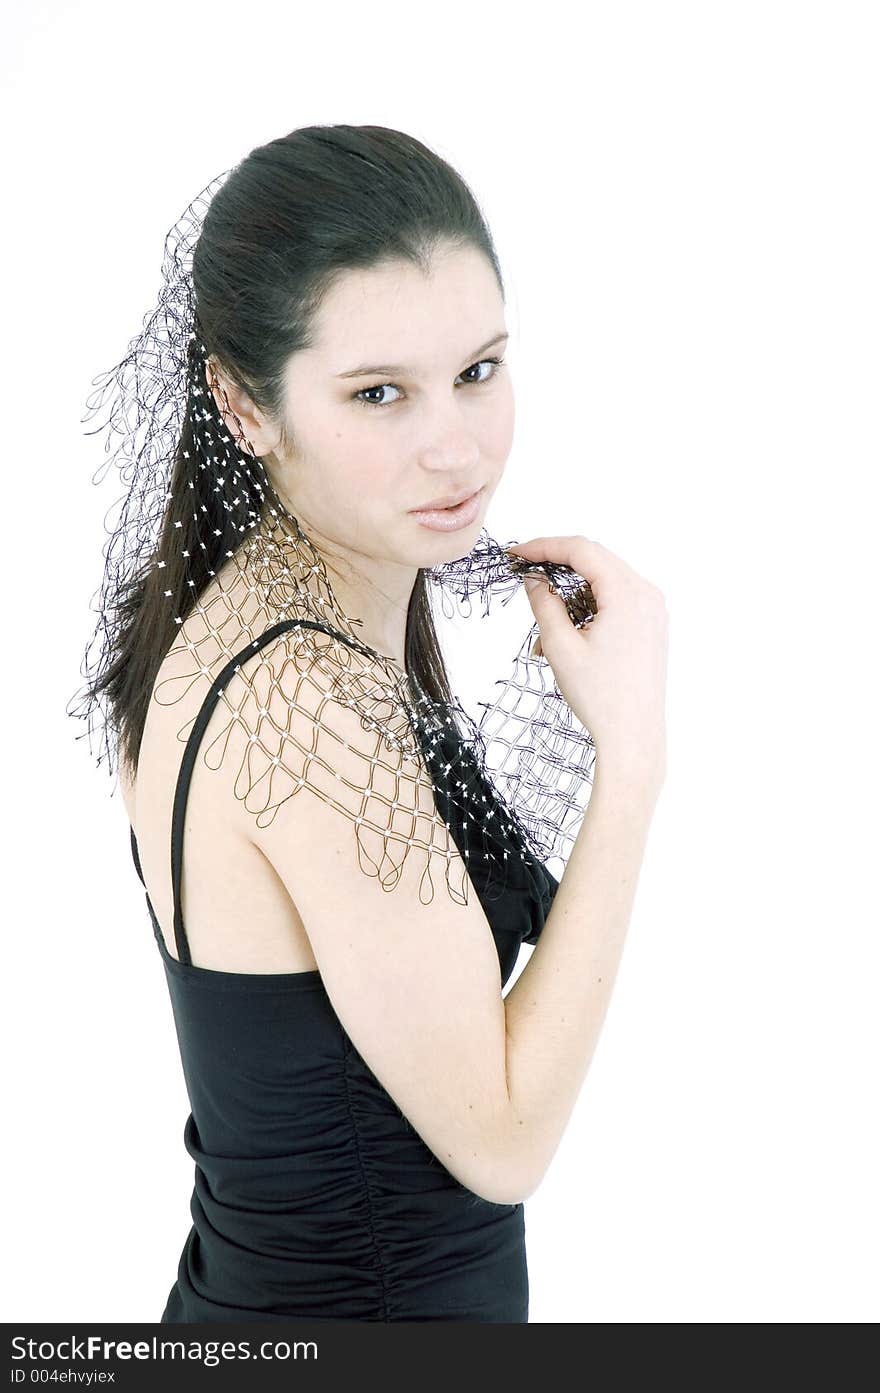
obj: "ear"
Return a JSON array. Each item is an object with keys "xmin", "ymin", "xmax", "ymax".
[{"xmin": 204, "ymin": 355, "xmax": 276, "ymax": 459}]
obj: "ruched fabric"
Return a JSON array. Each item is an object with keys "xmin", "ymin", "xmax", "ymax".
[{"xmin": 130, "ymin": 621, "xmax": 559, "ymax": 1322}]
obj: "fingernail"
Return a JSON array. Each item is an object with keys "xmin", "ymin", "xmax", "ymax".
[{"xmin": 523, "ymin": 575, "xmax": 543, "ymax": 593}]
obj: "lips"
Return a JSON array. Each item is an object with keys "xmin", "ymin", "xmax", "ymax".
[
  {"xmin": 410, "ymin": 486, "xmax": 481, "ymax": 512},
  {"xmin": 408, "ymin": 485, "xmax": 486, "ymax": 533}
]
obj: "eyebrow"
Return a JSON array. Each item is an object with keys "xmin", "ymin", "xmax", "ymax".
[{"xmin": 335, "ymin": 331, "xmax": 510, "ymax": 380}]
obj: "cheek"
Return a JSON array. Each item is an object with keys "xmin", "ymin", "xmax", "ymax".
[
  {"xmin": 329, "ymin": 425, "xmax": 397, "ymax": 490},
  {"xmin": 484, "ymin": 385, "xmax": 515, "ymax": 458},
  {"xmin": 340, "ymin": 454, "xmax": 401, "ymax": 515}
]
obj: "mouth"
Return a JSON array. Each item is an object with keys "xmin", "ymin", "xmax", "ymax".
[
  {"xmin": 408, "ymin": 486, "xmax": 486, "ymax": 533},
  {"xmin": 410, "ymin": 486, "xmax": 481, "ymax": 511}
]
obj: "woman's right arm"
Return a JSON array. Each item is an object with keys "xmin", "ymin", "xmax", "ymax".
[{"xmin": 499, "ymin": 533, "xmax": 669, "ymax": 1198}]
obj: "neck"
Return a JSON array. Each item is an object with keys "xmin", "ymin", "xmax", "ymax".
[{"xmin": 241, "ymin": 507, "xmax": 416, "ymax": 670}]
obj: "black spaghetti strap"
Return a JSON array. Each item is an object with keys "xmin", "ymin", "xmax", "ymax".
[
  {"xmin": 130, "ymin": 823, "xmax": 146, "ymax": 886},
  {"xmin": 169, "ymin": 618, "xmax": 371, "ymax": 966}
]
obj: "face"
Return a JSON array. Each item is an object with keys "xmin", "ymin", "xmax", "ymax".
[
  {"xmin": 270, "ymin": 242, "xmax": 514, "ymax": 571},
  {"xmin": 206, "ymin": 242, "xmax": 514, "ymax": 657}
]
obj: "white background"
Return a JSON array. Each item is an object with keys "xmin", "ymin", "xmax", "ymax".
[{"xmin": 3, "ymin": 0, "xmax": 877, "ymax": 1324}]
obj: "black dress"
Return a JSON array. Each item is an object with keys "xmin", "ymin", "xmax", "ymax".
[{"xmin": 129, "ymin": 620, "xmax": 559, "ymax": 1322}]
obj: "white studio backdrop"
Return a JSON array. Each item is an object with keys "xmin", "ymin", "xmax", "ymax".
[{"xmin": 2, "ymin": 0, "xmax": 877, "ymax": 1324}]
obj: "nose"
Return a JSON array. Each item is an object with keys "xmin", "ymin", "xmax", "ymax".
[{"xmin": 418, "ymin": 427, "xmax": 480, "ymax": 474}]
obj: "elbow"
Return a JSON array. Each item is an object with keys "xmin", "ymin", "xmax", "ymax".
[
  {"xmin": 444, "ymin": 1101, "xmax": 544, "ymax": 1206},
  {"xmin": 473, "ymin": 1171, "xmax": 540, "ymax": 1207},
  {"xmin": 468, "ymin": 1150, "xmax": 543, "ymax": 1207}
]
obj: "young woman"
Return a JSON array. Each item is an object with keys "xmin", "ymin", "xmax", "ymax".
[{"xmin": 71, "ymin": 123, "xmax": 668, "ymax": 1322}]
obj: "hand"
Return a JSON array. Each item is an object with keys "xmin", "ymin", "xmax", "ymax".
[{"xmin": 509, "ymin": 536, "xmax": 669, "ymax": 777}]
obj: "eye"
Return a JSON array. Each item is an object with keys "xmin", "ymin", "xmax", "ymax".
[{"xmin": 354, "ymin": 356, "xmax": 507, "ymax": 410}]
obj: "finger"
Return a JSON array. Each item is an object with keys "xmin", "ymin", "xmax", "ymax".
[
  {"xmin": 507, "ymin": 535, "xmax": 598, "ymax": 558},
  {"xmin": 522, "ymin": 573, "xmax": 577, "ymax": 643},
  {"xmin": 510, "ymin": 536, "xmax": 610, "ymax": 607},
  {"xmin": 506, "ymin": 535, "xmax": 608, "ymax": 575}
]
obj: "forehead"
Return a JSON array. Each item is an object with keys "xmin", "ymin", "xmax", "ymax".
[{"xmin": 307, "ymin": 245, "xmax": 503, "ymax": 364}]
